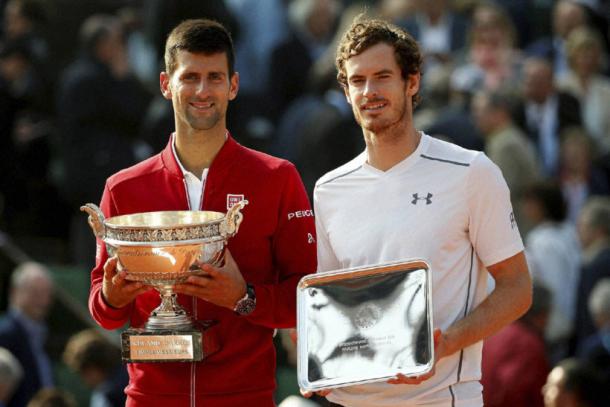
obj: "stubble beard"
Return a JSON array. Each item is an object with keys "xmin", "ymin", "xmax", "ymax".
[
  {"xmin": 354, "ymin": 94, "xmax": 408, "ymax": 136},
  {"xmin": 185, "ymin": 106, "xmax": 222, "ymax": 131}
]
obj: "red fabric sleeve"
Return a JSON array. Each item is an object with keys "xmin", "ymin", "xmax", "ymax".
[{"xmin": 244, "ymin": 163, "xmax": 317, "ymax": 328}]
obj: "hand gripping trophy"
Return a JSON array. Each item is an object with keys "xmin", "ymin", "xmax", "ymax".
[{"xmin": 81, "ymin": 201, "xmax": 247, "ymax": 362}]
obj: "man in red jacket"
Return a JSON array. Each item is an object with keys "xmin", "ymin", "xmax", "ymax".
[{"xmin": 87, "ymin": 19, "xmax": 317, "ymax": 406}]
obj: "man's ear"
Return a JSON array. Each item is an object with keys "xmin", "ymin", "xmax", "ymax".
[
  {"xmin": 160, "ymin": 72, "xmax": 172, "ymax": 100},
  {"xmin": 407, "ymin": 72, "xmax": 421, "ymax": 97},
  {"xmin": 229, "ymin": 72, "xmax": 239, "ymax": 101}
]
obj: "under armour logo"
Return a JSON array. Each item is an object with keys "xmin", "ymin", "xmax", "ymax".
[
  {"xmin": 412, "ymin": 193, "xmax": 433, "ymax": 205},
  {"xmin": 510, "ymin": 211, "xmax": 516, "ymax": 229}
]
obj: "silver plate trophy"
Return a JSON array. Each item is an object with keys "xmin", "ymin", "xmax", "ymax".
[
  {"xmin": 81, "ymin": 201, "xmax": 247, "ymax": 362},
  {"xmin": 297, "ymin": 260, "xmax": 434, "ymax": 391}
]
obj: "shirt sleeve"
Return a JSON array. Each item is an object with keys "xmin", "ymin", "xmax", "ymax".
[
  {"xmin": 313, "ymin": 187, "xmax": 341, "ymax": 273},
  {"xmin": 88, "ymin": 184, "xmax": 133, "ymax": 330},
  {"xmin": 244, "ymin": 163, "xmax": 317, "ymax": 328},
  {"xmin": 467, "ymin": 153, "xmax": 524, "ymax": 267}
]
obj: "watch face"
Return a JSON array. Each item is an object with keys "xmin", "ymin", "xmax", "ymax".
[
  {"xmin": 235, "ymin": 284, "xmax": 256, "ymax": 315},
  {"xmin": 235, "ymin": 298, "xmax": 256, "ymax": 315}
]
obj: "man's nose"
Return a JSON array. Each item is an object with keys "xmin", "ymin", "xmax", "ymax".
[{"xmin": 363, "ymin": 80, "xmax": 378, "ymax": 98}]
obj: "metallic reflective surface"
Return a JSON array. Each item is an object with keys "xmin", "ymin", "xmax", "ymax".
[
  {"xmin": 297, "ymin": 260, "xmax": 433, "ymax": 391},
  {"xmin": 80, "ymin": 202, "xmax": 247, "ymax": 331}
]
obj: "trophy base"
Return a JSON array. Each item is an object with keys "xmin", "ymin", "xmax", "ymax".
[{"xmin": 121, "ymin": 320, "xmax": 219, "ymax": 363}]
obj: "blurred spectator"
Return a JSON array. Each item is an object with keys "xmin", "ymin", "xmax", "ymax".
[
  {"xmin": 559, "ymin": 27, "xmax": 610, "ymax": 154},
  {"xmin": 521, "ymin": 181, "xmax": 581, "ymax": 361},
  {"xmin": 481, "ymin": 283, "xmax": 551, "ymax": 407},
  {"xmin": 576, "ymin": 278, "xmax": 610, "ymax": 378},
  {"xmin": 26, "ymin": 389, "xmax": 76, "ymax": 407},
  {"xmin": 56, "ymin": 13, "xmax": 151, "ymax": 206},
  {"xmin": 450, "ymin": 2, "xmax": 523, "ymax": 94},
  {"xmin": 226, "ymin": 0, "xmax": 288, "ymax": 96},
  {"xmin": 2, "ymin": 0, "xmax": 48, "ymax": 64},
  {"xmin": 542, "ymin": 358, "xmax": 609, "ymax": 407},
  {"xmin": 471, "ymin": 88, "xmax": 539, "ymax": 229},
  {"xmin": 224, "ymin": 0, "xmax": 289, "ymax": 149},
  {"xmin": 526, "ymin": 0, "xmax": 589, "ymax": 81},
  {"xmin": 0, "ymin": 347, "xmax": 23, "ymax": 407},
  {"xmin": 398, "ymin": 0, "xmax": 468, "ymax": 71},
  {"xmin": 63, "ymin": 329, "xmax": 127, "ymax": 407},
  {"xmin": 0, "ymin": 262, "xmax": 54, "ymax": 407},
  {"xmin": 116, "ymin": 6, "xmax": 157, "ymax": 90},
  {"xmin": 267, "ymin": 0, "xmax": 341, "ymax": 123},
  {"xmin": 423, "ymin": 64, "xmax": 484, "ymax": 151},
  {"xmin": 144, "ymin": 0, "xmax": 239, "ymax": 68},
  {"xmin": 573, "ymin": 197, "xmax": 610, "ymax": 353},
  {"xmin": 514, "ymin": 57, "xmax": 582, "ymax": 177},
  {"xmin": 56, "ymin": 13, "xmax": 151, "ymax": 266},
  {"xmin": 558, "ymin": 127, "xmax": 610, "ymax": 224}
]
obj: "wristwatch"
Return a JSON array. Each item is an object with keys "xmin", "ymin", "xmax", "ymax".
[{"xmin": 233, "ymin": 283, "xmax": 256, "ymax": 315}]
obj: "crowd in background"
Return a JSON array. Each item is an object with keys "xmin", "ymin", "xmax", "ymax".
[{"xmin": 1, "ymin": 0, "xmax": 610, "ymax": 406}]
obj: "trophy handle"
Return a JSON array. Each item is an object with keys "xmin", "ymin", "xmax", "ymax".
[
  {"xmin": 220, "ymin": 200, "xmax": 248, "ymax": 239},
  {"xmin": 80, "ymin": 203, "xmax": 107, "ymax": 240}
]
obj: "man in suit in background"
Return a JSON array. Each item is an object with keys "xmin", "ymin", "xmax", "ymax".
[
  {"xmin": 0, "ymin": 262, "xmax": 54, "ymax": 407},
  {"xmin": 514, "ymin": 57, "xmax": 581, "ymax": 177}
]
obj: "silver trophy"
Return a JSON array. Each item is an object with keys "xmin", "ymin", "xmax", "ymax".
[{"xmin": 81, "ymin": 201, "xmax": 247, "ymax": 362}]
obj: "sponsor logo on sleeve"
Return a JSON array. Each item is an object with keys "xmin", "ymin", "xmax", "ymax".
[
  {"xmin": 227, "ymin": 194, "xmax": 245, "ymax": 210},
  {"xmin": 287, "ymin": 209, "xmax": 313, "ymax": 220},
  {"xmin": 510, "ymin": 211, "xmax": 517, "ymax": 230}
]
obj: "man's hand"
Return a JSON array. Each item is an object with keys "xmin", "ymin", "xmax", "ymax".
[
  {"xmin": 387, "ymin": 329, "xmax": 446, "ymax": 385},
  {"xmin": 102, "ymin": 256, "xmax": 151, "ymax": 308},
  {"xmin": 300, "ymin": 388, "xmax": 331, "ymax": 399},
  {"xmin": 172, "ymin": 250, "xmax": 246, "ymax": 310}
]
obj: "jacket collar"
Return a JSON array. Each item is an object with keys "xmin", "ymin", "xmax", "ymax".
[{"xmin": 160, "ymin": 132, "xmax": 240, "ymax": 179}]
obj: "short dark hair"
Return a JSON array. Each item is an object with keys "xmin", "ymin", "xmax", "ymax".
[
  {"xmin": 164, "ymin": 19, "xmax": 235, "ymax": 77},
  {"xmin": 335, "ymin": 15, "xmax": 422, "ymax": 107},
  {"xmin": 63, "ymin": 329, "xmax": 121, "ymax": 375},
  {"xmin": 556, "ymin": 358, "xmax": 609, "ymax": 407},
  {"xmin": 522, "ymin": 181, "xmax": 567, "ymax": 222}
]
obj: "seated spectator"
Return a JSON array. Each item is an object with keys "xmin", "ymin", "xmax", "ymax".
[
  {"xmin": 559, "ymin": 27, "xmax": 610, "ymax": 155},
  {"xmin": 542, "ymin": 358, "xmax": 609, "ymax": 407},
  {"xmin": 0, "ymin": 347, "xmax": 23, "ymax": 407},
  {"xmin": 450, "ymin": 3, "xmax": 523, "ymax": 94},
  {"xmin": 514, "ymin": 57, "xmax": 582, "ymax": 177},
  {"xmin": 397, "ymin": 0, "xmax": 468, "ymax": 71},
  {"xmin": 576, "ymin": 278, "xmax": 610, "ymax": 378},
  {"xmin": 63, "ymin": 329, "xmax": 128, "ymax": 407},
  {"xmin": 559, "ymin": 127, "xmax": 610, "ymax": 225},
  {"xmin": 573, "ymin": 197, "xmax": 610, "ymax": 352},
  {"xmin": 525, "ymin": 0, "xmax": 589, "ymax": 81},
  {"xmin": 0, "ymin": 262, "xmax": 54, "ymax": 407},
  {"xmin": 471, "ymin": 88, "xmax": 540, "ymax": 229},
  {"xmin": 521, "ymin": 181, "xmax": 581, "ymax": 361},
  {"xmin": 482, "ymin": 283, "xmax": 551, "ymax": 407}
]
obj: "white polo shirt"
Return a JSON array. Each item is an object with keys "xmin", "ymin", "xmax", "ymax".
[{"xmin": 313, "ymin": 133, "xmax": 524, "ymax": 406}]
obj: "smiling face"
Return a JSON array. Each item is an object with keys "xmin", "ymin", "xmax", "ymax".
[
  {"xmin": 343, "ymin": 42, "xmax": 419, "ymax": 135},
  {"xmin": 160, "ymin": 50, "xmax": 238, "ymax": 135}
]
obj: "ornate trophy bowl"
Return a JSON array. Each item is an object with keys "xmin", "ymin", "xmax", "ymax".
[{"xmin": 80, "ymin": 202, "xmax": 248, "ymax": 332}]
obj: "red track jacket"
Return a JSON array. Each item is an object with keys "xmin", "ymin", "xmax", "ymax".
[{"xmin": 88, "ymin": 135, "xmax": 317, "ymax": 406}]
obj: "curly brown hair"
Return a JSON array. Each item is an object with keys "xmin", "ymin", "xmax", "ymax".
[{"xmin": 335, "ymin": 15, "xmax": 423, "ymax": 107}]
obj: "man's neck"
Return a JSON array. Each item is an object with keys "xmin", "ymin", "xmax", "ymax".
[
  {"xmin": 174, "ymin": 128, "xmax": 227, "ymax": 178},
  {"xmin": 364, "ymin": 126, "xmax": 421, "ymax": 172}
]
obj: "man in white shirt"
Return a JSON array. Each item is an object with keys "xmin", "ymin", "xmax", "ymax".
[{"xmin": 310, "ymin": 16, "xmax": 532, "ymax": 407}]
